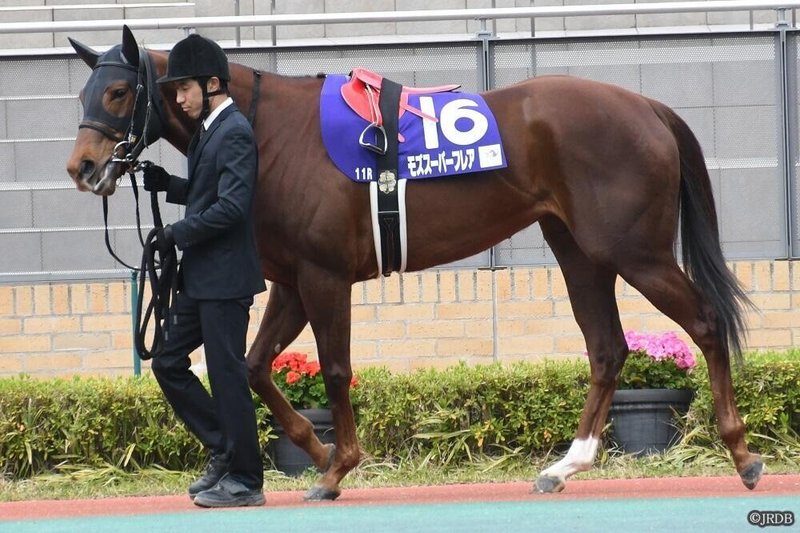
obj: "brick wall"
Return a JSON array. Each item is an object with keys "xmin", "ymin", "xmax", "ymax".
[{"xmin": 1, "ymin": 259, "xmax": 798, "ymax": 377}]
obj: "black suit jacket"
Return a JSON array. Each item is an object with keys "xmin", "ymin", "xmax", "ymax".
[{"xmin": 165, "ymin": 102, "xmax": 266, "ymax": 300}]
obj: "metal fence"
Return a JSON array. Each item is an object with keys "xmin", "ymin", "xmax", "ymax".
[{"xmin": 1, "ymin": 5, "xmax": 799, "ymax": 281}]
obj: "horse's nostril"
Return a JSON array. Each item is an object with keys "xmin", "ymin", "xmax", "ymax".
[{"xmin": 79, "ymin": 160, "xmax": 95, "ymax": 178}]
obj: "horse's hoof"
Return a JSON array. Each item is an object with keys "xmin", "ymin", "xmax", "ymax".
[
  {"xmin": 304, "ymin": 484, "xmax": 341, "ymax": 501},
  {"xmin": 740, "ymin": 459, "xmax": 764, "ymax": 490},
  {"xmin": 533, "ymin": 475, "xmax": 565, "ymax": 494}
]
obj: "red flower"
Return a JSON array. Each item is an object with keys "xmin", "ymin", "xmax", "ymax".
[
  {"xmin": 272, "ymin": 352, "xmax": 307, "ymax": 372},
  {"xmin": 304, "ymin": 361, "xmax": 321, "ymax": 377},
  {"xmin": 271, "ymin": 352, "xmax": 357, "ymax": 409}
]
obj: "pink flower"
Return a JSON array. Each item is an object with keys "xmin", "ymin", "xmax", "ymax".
[{"xmin": 624, "ymin": 330, "xmax": 697, "ymax": 370}]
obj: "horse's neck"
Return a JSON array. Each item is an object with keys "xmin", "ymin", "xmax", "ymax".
[
  {"xmin": 227, "ymin": 69, "xmax": 324, "ymax": 137},
  {"xmin": 154, "ymin": 64, "xmax": 324, "ymax": 155}
]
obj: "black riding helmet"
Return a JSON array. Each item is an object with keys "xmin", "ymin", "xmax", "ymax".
[
  {"xmin": 157, "ymin": 33, "xmax": 230, "ymax": 84},
  {"xmin": 157, "ymin": 34, "xmax": 230, "ymax": 119}
]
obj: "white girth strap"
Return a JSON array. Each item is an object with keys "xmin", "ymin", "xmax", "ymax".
[{"xmin": 370, "ymin": 178, "xmax": 408, "ymax": 278}]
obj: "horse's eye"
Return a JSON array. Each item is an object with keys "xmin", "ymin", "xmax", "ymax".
[{"xmin": 112, "ymin": 88, "xmax": 127, "ymax": 99}]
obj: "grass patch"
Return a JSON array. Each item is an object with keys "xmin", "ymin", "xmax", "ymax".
[{"xmin": 2, "ymin": 444, "xmax": 797, "ymax": 503}]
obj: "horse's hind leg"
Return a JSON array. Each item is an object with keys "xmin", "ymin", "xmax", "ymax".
[
  {"xmin": 246, "ymin": 283, "xmax": 335, "ymax": 475},
  {"xmin": 535, "ymin": 218, "xmax": 628, "ymax": 493},
  {"xmin": 618, "ymin": 256, "xmax": 763, "ymax": 489}
]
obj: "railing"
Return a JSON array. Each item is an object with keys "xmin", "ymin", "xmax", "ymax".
[
  {"xmin": 0, "ymin": 3, "xmax": 193, "ymax": 12},
  {"xmin": 0, "ymin": 1, "xmax": 798, "ymax": 40}
]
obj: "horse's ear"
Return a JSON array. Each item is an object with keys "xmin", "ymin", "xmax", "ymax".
[
  {"xmin": 68, "ymin": 37, "xmax": 100, "ymax": 69},
  {"xmin": 121, "ymin": 25, "xmax": 140, "ymax": 67}
]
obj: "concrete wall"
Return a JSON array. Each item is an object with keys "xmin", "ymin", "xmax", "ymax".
[{"xmin": 0, "ymin": 260, "xmax": 796, "ymax": 377}]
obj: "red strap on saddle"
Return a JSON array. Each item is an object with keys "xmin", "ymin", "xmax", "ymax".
[{"xmin": 340, "ymin": 67, "xmax": 460, "ymax": 126}]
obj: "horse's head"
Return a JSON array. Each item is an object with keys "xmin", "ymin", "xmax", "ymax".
[{"xmin": 66, "ymin": 26, "xmax": 163, "ymax": 195}]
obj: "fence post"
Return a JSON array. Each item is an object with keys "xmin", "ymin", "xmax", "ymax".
[
  {"xmin": 131, "ymin": 270, "xmax": 141, "ymax": 376},
  {"xmin": 775, "ymin": 10, "xmax": 796, "ymax": 258}
]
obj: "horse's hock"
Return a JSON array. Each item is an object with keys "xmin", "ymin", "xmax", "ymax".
[{"xmin": 0, "ymin": 260, "xmax": 794, "ymax": 377}]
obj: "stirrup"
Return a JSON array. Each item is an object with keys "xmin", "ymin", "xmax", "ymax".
[{"xmin": 359, "ymin": 122, "xmax": 387, "ymax": 155}]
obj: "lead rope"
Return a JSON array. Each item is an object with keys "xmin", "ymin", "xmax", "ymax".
[
  {"xmin": 134, "ymin": 224, "xmax": 178, "ymax": 361},
  {"xmin": 132, "ymin": 164, "xmax": 178, "ymax": 361}
]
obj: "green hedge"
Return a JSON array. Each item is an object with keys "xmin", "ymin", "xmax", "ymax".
[
  {"xmin": 1, "ymin": 355, "xmax": 798, "ymax": 479},
  {"xmin": 352, "ymin": 360, "xmax": 589, "ymax": 460}
]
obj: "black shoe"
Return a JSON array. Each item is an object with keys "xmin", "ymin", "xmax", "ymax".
[
  {"xmin": 188, "ymin": 452, "xmax": 230, "ymax": 499},
  {"xmin": 193, "ymin": 474, "xmax": 265, "ymax": 508}
]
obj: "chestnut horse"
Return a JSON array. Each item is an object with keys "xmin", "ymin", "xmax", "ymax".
[{"xmin": 66, "ymin": 27, "xmax": 762, "ymax": 500}]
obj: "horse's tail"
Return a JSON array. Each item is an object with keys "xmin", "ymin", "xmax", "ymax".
[{"xmin": 652, "ymin": 101, "xmax": 752, "ymax": 364}]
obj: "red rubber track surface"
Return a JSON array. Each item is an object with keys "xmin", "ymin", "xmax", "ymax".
[{"xmin": 2, "ymin": 474, "xmax": 798, "ymax": 521}]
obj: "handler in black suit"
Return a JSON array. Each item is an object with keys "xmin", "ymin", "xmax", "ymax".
[{"xmin": 143, "ymin": 33, "xmax": 266, "ymax": 508}]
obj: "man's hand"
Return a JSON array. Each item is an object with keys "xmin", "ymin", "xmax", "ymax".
[
  {"xmin": 143, "ymin": 164, "xmax": 171, "ymax": 192},
  {"xmin": 155, "ymin": 225, "xmax": 175, "ymax": 256}
]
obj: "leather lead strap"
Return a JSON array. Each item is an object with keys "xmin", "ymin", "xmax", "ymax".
[{"xmin": 375, "ymin": 77, "xmax": 402, "ymax": 276}]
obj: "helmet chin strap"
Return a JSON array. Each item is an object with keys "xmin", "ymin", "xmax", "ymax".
[{"xmin": 199, "ymin": 77, "xmax": 225, "ymax": 122}]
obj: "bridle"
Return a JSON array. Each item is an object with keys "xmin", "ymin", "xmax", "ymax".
[{"xmin": 81, "ymin": 45, "xmax": 165, "ymax": 175}]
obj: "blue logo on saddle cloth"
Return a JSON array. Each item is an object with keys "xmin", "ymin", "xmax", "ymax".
[{"xmin": 320, "ymin": 75, "xmax": 507, "ymax": 182}]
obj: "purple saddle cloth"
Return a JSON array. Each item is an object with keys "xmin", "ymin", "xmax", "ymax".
[{"xmin": 320, "ymin": 74, "xmax": 507, "ymax": 183}]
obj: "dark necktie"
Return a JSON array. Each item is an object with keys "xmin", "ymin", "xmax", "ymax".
[{"xmin": 188, "ymin": 125, "xmax": 205, "ymax": 156}]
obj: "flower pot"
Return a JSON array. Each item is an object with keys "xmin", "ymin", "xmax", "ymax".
[
  {"xmin": 268, "ymin": 408, "xmax": 336, "ymax": 476},
  {"xmin": 608, "ymin": 388, "xmax": 694, "ymax": 456}
]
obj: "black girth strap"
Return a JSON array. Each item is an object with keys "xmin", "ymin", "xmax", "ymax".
[
  {"xmin": 376, "ymin": 77, "xmax": 403, "ymax": 276},
  {"xmin": 249, "ymin": 70, "xmax": 262, "ymax": 126}
]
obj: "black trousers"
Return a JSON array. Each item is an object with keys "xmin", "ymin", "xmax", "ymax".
[{"xmin": 151, "ymin": 292, "xmax": 262, "ymax": 489}]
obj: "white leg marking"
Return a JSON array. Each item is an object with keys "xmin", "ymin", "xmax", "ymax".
[{"xmin": 541, "ymin": 437, "xmax": 599, "ymax": 480}]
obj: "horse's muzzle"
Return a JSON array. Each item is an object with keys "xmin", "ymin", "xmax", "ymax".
[{"xmin": 92, "ymin": 161, "xmax": 124, "ymax": 195}]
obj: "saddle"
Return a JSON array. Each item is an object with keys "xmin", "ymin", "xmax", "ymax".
[{"xmin": 341, "ymin": 67, "xmax": 460, "ymax": 151}]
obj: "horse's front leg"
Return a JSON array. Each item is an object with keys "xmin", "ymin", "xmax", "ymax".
[
  {"xmin": 296, "ymin": 268, "xmax": 360, "ymax": 501},
  {"xmin": 246, "ymin": 283, "xmax": 336, "ymax": 475}
]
